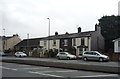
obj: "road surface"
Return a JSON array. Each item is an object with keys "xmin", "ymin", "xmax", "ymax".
[{"xmin": 1, "ymin": 62, "xmax": 119, "ymax": 79}]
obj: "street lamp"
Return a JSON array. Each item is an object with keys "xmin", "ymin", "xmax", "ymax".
[
  {"xmin": 47, "ymin": 18, "xmax": 50, "ymax": 57},
  {"xmin": 47, "ymin": 18, "xmax": 50, "ymax": 37},
  {"xmin": 3, "ymin": 28, "xmax": 5, "ymax": 36},
  {"xmin": 3, "ymin": 28, "xmax": 5, "ymax": 52},
  {"xmin": 27, "ymin": 33, "xmax": 29, "ymax": 55}
]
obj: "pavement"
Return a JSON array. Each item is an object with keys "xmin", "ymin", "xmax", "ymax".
[{"xmin": 1, "ymin": 56, "xmax": 120, "ymax": 74}]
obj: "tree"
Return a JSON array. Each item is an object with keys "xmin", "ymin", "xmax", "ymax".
[{"xmin": 98, "ymin": 15, "xmax": 120, "ymax": 52}]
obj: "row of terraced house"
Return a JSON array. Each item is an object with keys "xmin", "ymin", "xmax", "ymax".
[{"xmin": 15, "ymin": 24, "xmax": 105, "ymax": 58}]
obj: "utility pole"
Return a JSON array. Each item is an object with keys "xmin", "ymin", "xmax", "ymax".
[{"xmin": 47, "ymin": 18, "xmax": 50, "ymax": 57}]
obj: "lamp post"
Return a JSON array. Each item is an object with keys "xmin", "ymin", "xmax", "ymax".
[
  {"xmin": 3, "ymin": 28, "xmax": 5, "ymax": 52},
  {"xmin": 3, "ymin": 28, "xmax": 5, "ymax": 36},
  {"xmin": 27, "ymin": 33, "xmax": 29, "ymax": 55},
  {"xmin": 47, "ymin": 18, "xmax": 50, "ymax": 57}
]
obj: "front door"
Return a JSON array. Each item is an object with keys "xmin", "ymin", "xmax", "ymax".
[{"xmin": 79, "ymin": 48, "xmax": 83, "ymax": 55}]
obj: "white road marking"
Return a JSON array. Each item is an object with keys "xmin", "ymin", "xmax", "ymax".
[
  {"xmin": 2, "ymin": 67, "xmax": 11, "ymax": 70},
  {"xmin": 22, "ymin": 68, "xmax": 40, "ymax": 69},
  {"xmin": 11, "ymin": 69, "xmax": 17, "ymax": 71},
  {"xmin": 56, "ymin": 70, "xmax": 77, "ymax": 72},
  {"xmin": 19, "ymin": 67, "xmax": 50, "ymax": 69},
  {"xmin": 74, "ymin": 74, "xmax": 118, "ymax": 78},
  {"xmin": 18, "ymin": 65, "xmax": 31, "ymax": 67},
  {"xmin": 0, "ymin": 66, "xmax": 2, "ymax": 68},
  {"xmin": 28, "ymin": 71, "xmax": 63, "ymax": 77},
  {"xmin": 39, "ymin": 70, "xmax": 77, "ymax": 73},
  {"xmin": 2, "ymin": 67, "xmax": 17, "ymax": 71}
]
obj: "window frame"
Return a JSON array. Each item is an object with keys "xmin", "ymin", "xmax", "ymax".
[
  {"xmin": 118, "ymin": 41, "xmax": 120, "ymax": 47},
  {"xmin": 81, "ymin": 38, "xmax": 85, "ymax": 45},
  {"xmin": 44, "ymin": 40, "xmax": 47, "ymax": 46},
  {"xmin": 73, "ymin": 38, "xmax": 76, "ymax": 46},
  {"xmin": 64, "ymin": 39, "xmax": 68, "ymax": 46}
]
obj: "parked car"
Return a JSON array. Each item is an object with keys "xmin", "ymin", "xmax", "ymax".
[
  {"xmin": 82, "ymin": 51, "xmax": 109, "ymax": 62},
  {"xmin": 0, "ymin": 52, "xmax": 6, "ymax": 56},
  {"xmin": 56, "ymin": 52, "xmax": 76, "ymax": 60},
  {"xmin": 15, "ymin": 52, "xmax": 27, "ymax": 57}
]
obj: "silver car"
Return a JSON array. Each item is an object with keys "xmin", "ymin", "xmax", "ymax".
[
  {"xmin": 56, "ymin": 52, "xmax": 76, "ymax": 60},
  {"xmin": 82, "ymin": 51, "xmax": 109, "ymax": 62}
]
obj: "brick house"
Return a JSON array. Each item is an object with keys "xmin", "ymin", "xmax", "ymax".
[
  {"xmin": 15, "ymin": 24, "xmax": 104, "ymax": 58},
  {"xmin": 40, "ymin": 24, "xmax": 104, "ymax": 57}
]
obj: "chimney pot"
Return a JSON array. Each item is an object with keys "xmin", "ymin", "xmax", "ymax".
[{"xmin": 55, "ymin": 32, "xmax": 58, "ymax": 35}]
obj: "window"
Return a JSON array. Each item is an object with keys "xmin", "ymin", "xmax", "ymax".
[
  {"xmin": 64, "ymin": 49, "xmax": 68, "ymax": 51},
  {"xmin": 92, "ymin": 52, "xmax": 97, "ymax": 55},
  {"xmin": 73, "ymin": 38, "xmax": 76, "ymax": 46},
  {"xmin": 84, "ymin": 52, "xmax": 92, "ymax": 55},
  {"xmin": 53, "ymin": 40, "xmax": 56, "ymax": 46},
  {"xmin": 64, "ymin": 39, "xmax": 68, "ymax": 46},
  {"xmin": 118, "ymin": 41, "xmax": 120, "ymax": 47},
  {"xmin": 60, "ymin": 52, "xmax": 66, "ymax": 55},
  {"xmin": 44, "ymin": 40, "xmax": 47, "ymax": 46},
  {"xmin": 81, "ymin": 38, "xmax": 84, "ymax": 45}
]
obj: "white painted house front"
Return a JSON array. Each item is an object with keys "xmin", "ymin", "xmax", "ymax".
[
  {"xmin": 113, "ymin": 38, "xmax": 120, "ymax": 53},
  {"xmin": 40, "ymin": 39, "xmax": 60, "ymax": 54}
]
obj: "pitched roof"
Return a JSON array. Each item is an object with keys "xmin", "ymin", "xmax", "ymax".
[
  {"xmin": 0, "ymin": 36, "xmax": 13, "ymax": 40},
  {"xmin": 15, "ymin": 37, "xmax": 43, "ymax": 47},
  {"xmin": 15, "ymin": 31, "xmax": 94, "ymax": 47},
  {"xmin": 0, "ymin": 34, "xmax": 19, "ymax": 40},
  {"xmin": 42, "ymin": 31, "xmax": 94, "ymax": 40}
]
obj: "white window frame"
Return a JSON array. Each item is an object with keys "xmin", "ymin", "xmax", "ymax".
[
  {"xmin": 44, "ymin": 40, "xmax": 47, "ymax": 46},
  {"xmin": 73, "ymin": 38, "xmax": 76, "ymax": 46},
  {"xmin": 64, "ymin": 39, "xmax": 68, "ymax": 46}
]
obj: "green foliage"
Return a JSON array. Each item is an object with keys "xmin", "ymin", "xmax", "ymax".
[
  {"xmin": 44, "ymin": 50, "xmax": 49, "ymax": 55},
  {"xmin": 98, "ymin": 15, "xmax": 120, "ymax": 52}
]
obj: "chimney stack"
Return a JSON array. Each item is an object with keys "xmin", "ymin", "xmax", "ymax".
[
  {"xmin": 65, "ymin": 32, "xmax": 69, "ymax": 34},
  {"xmin": 78, "ymin": 27, "xmax": 81, "ymax": 33},
  {"xmin": 95, "ymin": 23, "xmax": 98, "ymax": 31},
  {"xmin": 95, "ymin": 23, "xmax": 101, "ymax": 34}
]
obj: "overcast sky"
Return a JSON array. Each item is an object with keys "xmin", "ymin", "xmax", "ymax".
[{"xmin": 0, "ymin": 0, "xmax": 119, "ymax": 39}]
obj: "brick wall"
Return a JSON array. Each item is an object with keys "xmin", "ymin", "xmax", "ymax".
[{"xmin": 104, "ymin": 53, "xmax": 120, "ymax": 61}]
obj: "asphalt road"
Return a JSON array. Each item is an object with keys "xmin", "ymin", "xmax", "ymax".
[{"xmin": 1, "ymin": 62, "xmax": 119, "ymax": 79}]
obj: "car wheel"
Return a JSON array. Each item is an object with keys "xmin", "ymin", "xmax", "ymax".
[
  {"xmin": 67, "ymin": 57, "xmax": 70, "ymax": 60},
  {"xmin": 83, "ymin": 57, "xmax": 87, "ymax": 61},
  {"xmin": 19, "ymin": 55, "xmax": 21, "ymax": 57},
  {"xmin": 99, "ymin": 58, "xmax": 103, "ymax": 62}
]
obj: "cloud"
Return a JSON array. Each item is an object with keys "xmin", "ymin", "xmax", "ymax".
[{"xmin": 0, "ymin": 0, "xmax": 119, "ymax": 39}]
